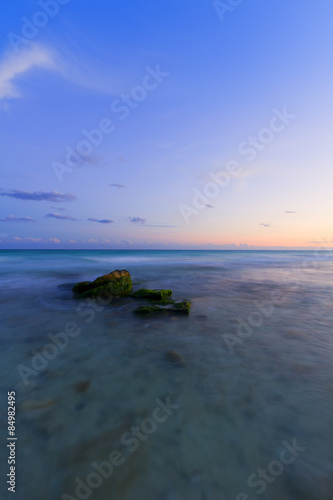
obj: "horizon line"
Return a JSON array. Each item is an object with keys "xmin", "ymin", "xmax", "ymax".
[{"xmin": 0, "ymin": 247, "xmax": 329, "ymax": 252}]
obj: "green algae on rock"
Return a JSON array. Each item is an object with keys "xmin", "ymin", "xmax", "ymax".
[
  {"xmin": 71, "ymin": 281, "xmax": 92, "ymax": 295},
  {"xmin": 72, "ymin": 270, "xmax": 132, "ymax": 298},
  {"xmin": 131, "ymin": 288, "xmax": 172, "ymax": 300},
  {"xmin": 134, "ymin": 300, "xmax": 191, "ymax": 317},
  {"xmin": 171, "ymin": 301, "xmax": 191, "ymax": 314},
  {"xmin": 133, "ymin": 306, "xmax": 160, "ymax": 316},
  {"xmin": 152, "ymin": 299, "xmax": 175, "ymax": 306}
]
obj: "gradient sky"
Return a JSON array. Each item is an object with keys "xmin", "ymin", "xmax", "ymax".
[{"xmin": 0, "ymin": 0, "xmax": 333, "ymax": 249}]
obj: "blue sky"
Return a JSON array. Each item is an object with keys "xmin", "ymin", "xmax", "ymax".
[{"xmin": 0, "ymin": 0, "xmax": 333, "ymax": 249}]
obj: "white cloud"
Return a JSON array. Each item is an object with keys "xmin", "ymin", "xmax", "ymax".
[
  {"xmin": 0, "ymin": 43, "xmax": 59, "ymax": 100},
  {"xmin": 25, "ymin": 237, "xmax": 42, "ymax": 242},
  {"xmin": 0, "ymin": 42, "xmax": 131, "ymax": 104}
]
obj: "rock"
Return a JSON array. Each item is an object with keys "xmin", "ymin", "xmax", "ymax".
[
  {"xmin": 165, "ymin": 350, "xmax": 186, "ymax": 367},
  {"xmin": 134, "ymin": 300, "xmax": 191, "ymax": 317},
  {"xmin": 72, "ymin": 270, "xmax": 132, "ymax": 298},
  {"xmin": 153, "ymin": 299, "xmax": 175, "ymax": 306},
  {"xmin": 131, "ymin": 288, "xmax": 172, "ymax": 300},
  {"xmin": 72, "ymin": 281, "xmax": 92, "ymax": 295},
  {"xmin": 170, "ymin": 301, "xmax": 191, "ymax": 314},
  {"xmin": 133, "ymin": 306, "xmax": 160, "ymax": 316},
  {"xmin": 73, "ymin": 380, "xmax": 90, "ymax": 393},
  {"xmin": 80, "ymin": 283, "xmax": 121, "ymax": 299}
]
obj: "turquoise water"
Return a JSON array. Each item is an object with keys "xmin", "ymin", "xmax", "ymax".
[{"xmin": 1, "ymin": 250, "xmax": 333, "ymax": 499}]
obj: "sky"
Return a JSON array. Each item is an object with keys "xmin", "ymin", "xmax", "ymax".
[{"xmin": 0, "ymin": 0, "xmax": 333, "ymax": 249}]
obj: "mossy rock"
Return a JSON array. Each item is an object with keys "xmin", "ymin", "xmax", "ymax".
[
  {"xmin": 171, "ymin": 301, "xmax": 192, "ymax": 314},
  {"xmin": 153, "ymin": 299, "xmax": 175, "ymax": 306},
  {"xmin": 134, "ymin": 300, "xmax": 191, "ymax": 317},
  {"xmin": 72, "ymin": 270, "xmax": 132, "ymax": 298},
  {"xmin": 72, "ymin": 281, "xmax": 93, "ymax": 295},
  {"xmin": 131, "ymin": 289, "xmax": 172, "ymax": 301},
  {"xmin": 133, "ymin": 306, "xmax": 161, "ymax": 316},
  {"xmin": 80, "ymin": 282, "xmax": 130, "ymax": 299}
]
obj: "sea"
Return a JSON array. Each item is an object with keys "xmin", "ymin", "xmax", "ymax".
[{"xmin": 0, "ymin": 249, "xmax": 332, "ymax": 500}]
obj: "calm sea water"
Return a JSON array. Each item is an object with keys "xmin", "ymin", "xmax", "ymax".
[{"xmin": 1, "ymin": 250, "xmax": 333, "ymax": 499}]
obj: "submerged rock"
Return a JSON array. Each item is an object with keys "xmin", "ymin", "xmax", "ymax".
[
  {"xmin": 131, "ymin": 288, "xmax": 172, "ymax": 301},
  {"xmin": 73, "ymin": 380, "xmax": 90, "ymax": 393},
  {"xmin": 133, "ymin": 306, "xmax": 160, "ymax": 316},
  {"xmin": 153, "ymin": 299, "xmax": 175, "ymax": 306},
  {"xmin": 165, "ymin": 350, "xmax": 186, "ymax": 367},
  {"xmin": 134, "ymin": 300, "xmax": 191, "ymax": 317},
  {"xmin": 72, "ymin": 270, "xmax": 132, "ymax": 298},
  {"xmin": 168, "ymin": 301, "xmax": 191, "ymax": 314}
]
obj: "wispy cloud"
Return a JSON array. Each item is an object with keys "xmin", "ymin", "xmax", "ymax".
[
  {"xmin": 44, "ymin": 213, "xmax": 79, "ymax": 221},
  {"xmin": 260, "ymin": 223, "xmax": 272, "ymax": 227},
  {"xmin": 0, "ymin": 190, "xmax": 76, "ymax": 202},
  {"xmin": 87, "ymin": 218, "xmax": 114, "ymax": 224},
  {"xmin": 0, "ymin": 214, "xmax": 36, "ymax": 222},
  {"xmin": 57, "ymin": 47, "xmax": 130, "ymax": 96},
  {"xmin": 60, "ymin": 152, "xmax": 102, "ymax": 169},
  {"xmin": 205, "ymin": 204, "xmax": 214, "ymax": 209},
  {"xmin": 109, "ymin": 183, "xmax": 126, "ymax": 189},
  {"xmin": 10, "ymin": 236, "xmax": 61, "ymax": 244},
  {"xmin": 285, "ymin": 210, "xmax": 297, "ymax": 214},
  {"xmin": 307, "ymin": 241, "xmax": 333, "ymax": 245},
  {"xmin": 0, "ymin": 40, "xmax": 135, "ymax": 103},
  {"xmin": 129, "ymin": 217, "xmax": 146, "ymax": 224},
  {"xmin": 82, "ymin": 154, "xmax": 101, "ymax": 165},
  {"xmin": 157, "ymin": 138, "xmax": 185, "ymax": 149},
  {"xmin": 145, "ymin": 224, "xmax": 177, "ymax": 228},
  {"xmin": 0, "ymin": 43, "xmax": 59, "ymax": 100},
  {"xmin": 26, "ymin": 237, "xmax": 42, "ymax": 243}
]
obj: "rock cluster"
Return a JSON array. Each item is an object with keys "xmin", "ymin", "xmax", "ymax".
[{"xmin": 72, "ymin": 270, "xmax": 191, "ymax": 316}]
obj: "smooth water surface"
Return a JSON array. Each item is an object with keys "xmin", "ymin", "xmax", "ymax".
[{"xmin": 1, "ymin": 250, "xmax": 333, "ymax": 499}]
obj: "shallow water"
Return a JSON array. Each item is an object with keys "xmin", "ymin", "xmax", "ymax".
[{"xmin": 1, "ymin": 250, "xmax": 333, "ymax": 499}]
